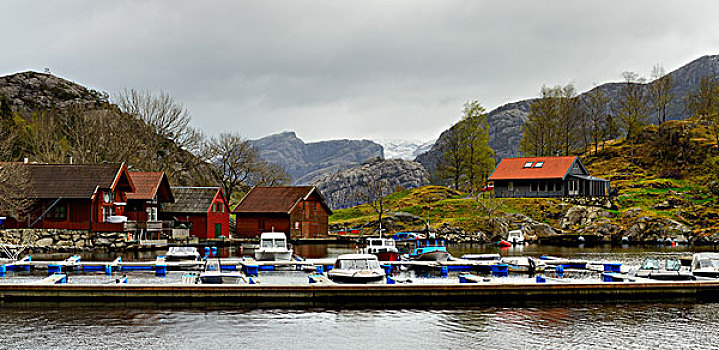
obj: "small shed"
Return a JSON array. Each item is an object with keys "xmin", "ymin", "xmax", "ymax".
[
  {"xmin": 159, "ymin": 187, "xmax": 229, "ymax": 239},
  {"xmin": 488, "ymin": 156, "xmax": 610, "ymax": 198},
  {"xmin": 233, "ymin": 186, "xmax": 332, "ymax": 239}
]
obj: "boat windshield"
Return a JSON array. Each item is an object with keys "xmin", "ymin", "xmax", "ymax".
[
  {"xmin": 641, "ymin": 258, "xmax": 660, "ymax": 270},
  {"xmin": 665, "ymin": 259, "xmax": 681, "ymax": 271},
  {"xmin": 698, "ymin": 259, "xmax": 719, "ymax": 269},
  {"xmin": 169, "ymin": 247, "xmax": 196, "ymax": 254},
  {"xmin": 261, "ymin": 239, "xmax": 273, "ymax": 248},
  {"xmin": 274, "ymin": 240, "xmax": 286, "ymax": 248},
  {"xmin": 337, "ymin": 259, "xmax": 380, "ymax": 270}
]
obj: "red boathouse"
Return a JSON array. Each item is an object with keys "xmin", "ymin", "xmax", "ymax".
[{"xmin": 159, "ymin": 187, "xmax": 229, "ymax": 239}]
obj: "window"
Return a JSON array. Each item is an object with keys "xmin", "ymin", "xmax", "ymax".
[
  {"xmin": 534, "ymin": 161, "xmax": 544, "ymax": 168},
  {"xmin": 530, "ymin": 182, "xmax": 538, "ymax": 192},
  {"xmin": 48, "ymin": 205, "xmax": 66, "ymax": 220},
  {"xmin": 102, "ymin": 207, "xmax": 108, "ymax": 222},
  {"xmin": 523, "ymin": 162, "xmax": 533, "ymax": 168},
  {"xmin": 539, "ymin": 182, "xmax": 546, "ymax": 191}
]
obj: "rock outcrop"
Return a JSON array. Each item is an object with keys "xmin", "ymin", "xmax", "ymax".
[
  {"xmin": 0, "ymin": 71, "xmax": 108, "ymax": 115},
  {"xmin": 251, "ymin": 131, "xmax": 384, "ymax": 185},
  {"xmin": 314, "ymin": 158, "xmax": 430, "ymax": 209}
]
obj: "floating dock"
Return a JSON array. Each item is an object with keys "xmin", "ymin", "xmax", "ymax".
[{"xmin": 0, "ymin": 280, "xmax": 718, "ymax": 307}]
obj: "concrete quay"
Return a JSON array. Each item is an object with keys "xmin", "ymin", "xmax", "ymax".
[{"xmin": 1, "ymin": 281, "xmax": 719, "ymax": 307}]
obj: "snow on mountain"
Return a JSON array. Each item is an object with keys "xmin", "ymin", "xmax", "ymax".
[{"xmin": 375, "ymin": 138, "xmax": 436, "ymax": 160}]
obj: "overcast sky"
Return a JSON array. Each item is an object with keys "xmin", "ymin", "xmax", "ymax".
[{"xmin": 1, "ymin": 1, "xmax": 717, "ymax": 143}]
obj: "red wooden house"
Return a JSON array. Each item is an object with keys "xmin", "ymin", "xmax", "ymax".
[
  {"xmin": 11, "ymin": 163, "xmax": 135, "ymax": 232},
  {"xmin": 233, "ymin": 186, "xmax": 332, "ymax": 239},
  {"xmin": 125, "ymin": 172, "xmax": 174, "ymax": 240},
  {"xmin": 159, "ymin": 187, "xmax": 229, "ymax": 239}
]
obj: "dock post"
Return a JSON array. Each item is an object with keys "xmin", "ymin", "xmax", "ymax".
[
  {"xmin": 155, "ymin": 264, "xmax": 167, "ymax": 277},
  {"xmin": 491, "ymin": 264, "xmax": 509, "ymax": 278},
  {"xmin": 204, "ymin": 247, "xmax": 210, "ymax": 259},
  {"xmin": 0, "ymin": 264, "xmax": 5, "ymax": 277},
  {"xmin": 211, "ymin": 246, "xmax": 217, "ymax": 257},
  {"xmin": 105, "ymin": 264, "xmax": 112, "ymax": 276},
  {"xmin": 315, "ymin": 265, "xmax": 324, "ymax": 274},
  {"xmin": 555, "ymin": 265, "xmax": 564, "ymax": 277},
  {"xmin": 48, "ymin": 264, "xmax": 62, "ymax": 276},
  {"xmin": 440, "ymin": 266, "xmax": 448, "ymax": 278},
  {"xmin": 386, "ymin": 276, "xmax": 395, "ymax": 284}
]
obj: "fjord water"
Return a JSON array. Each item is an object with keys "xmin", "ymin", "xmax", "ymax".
[
  {"xmin": 5, "ymin": 244, "xmax": 719, "ymax": 349},
  {"xmin": 3, "ymin": 302, "xmax": 719, "ymax": 349}
]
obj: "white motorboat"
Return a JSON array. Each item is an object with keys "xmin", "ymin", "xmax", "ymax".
[
  {"xmin": 362, "ymin": 237, "xmax": 400, "ymax": 261},
  {"xmin": 254, "ymin": 232, "xmax": 293, "ymax": 261},
  {"xmin": 507, "ymin": 229, "xmax": 524, "ymax": 245},
  {"xmin": 328, "ymin": 254, "xmax": 386, "ymax": 284},
  {"xmin": 165, "ymin": 246, "xmax": 201, "ymax": 261},
  {"xmin": 198, "ymin": 259, "xmax": 248, "ymax": 284},
  {"xmin": 691, "ymin": 253, "xmax": 719, "ymax": 278},
  {"xmin": 633, "ymin": 257, "xmax": 694, "ymax": 281},
  {"xmin": 501, "ymin": 256, "xmax": 546, "ymax": 273}
]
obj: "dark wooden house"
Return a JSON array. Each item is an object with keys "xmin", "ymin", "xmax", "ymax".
[
  {"xmin": 159, "ymin": 187, "xmax": 229, "ymax": 239},
  {"xmin": 233, "ymin": 186, "xmax": 332, "ymax": 239},
  {"xmin": 488, "ymin": 156, "xmax": 610, "ymax": 198},
  {"xmin": 12, "ymin": 163, "xmax": 135, "ymax": 232},
  {"xmin": 125, "ymin": 172, "xmax": 174, "ymax": 240}
]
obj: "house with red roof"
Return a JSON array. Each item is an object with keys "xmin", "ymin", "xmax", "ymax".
[
  {"xmin": 125, "ymin": 172, "xmax": 174, "ymax": 240},
  {"xmin": 4, "ymin": 162, "xmax": 135, "ymax": 232},
  {"xmin": 488, "ymin": 156, "xmax": 610, "ymax": 198},
  {"xmin": 233, "ymin": 186, "xmax": 332, "ymax": 239}
]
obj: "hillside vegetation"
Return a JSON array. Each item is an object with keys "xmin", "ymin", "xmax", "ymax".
[{"xmin": 331, "ymin": 118, "xmax": 719, "ymax": 242}]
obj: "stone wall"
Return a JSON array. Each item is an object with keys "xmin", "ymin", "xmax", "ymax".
[{"xmin": 0, "ymin": 229, "xmax": 128, "ymax": 252}]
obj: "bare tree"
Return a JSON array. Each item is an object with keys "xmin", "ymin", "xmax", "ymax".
[
  {"xmin": 202, "ymin": 133, "xmax": 260, "ymax": 203},
  {"xmin": 0, "ymin": 163, "xmax": 34, "ymax": 221},
  {"xmin": 354, "ymin": 170, "xmax": 392, "ymax": 236},
  {"xmin": 248, "ymin": 161, "xmax": 291, "ymax": 189},
  {"xmin": 686, "ymin": 76, "xmax": 719, "ymax": 149},
  {"xmin": 584, "ymin": 86, "xmax": 609, "ymax": 155},
  {"xmin": 616, "ymin": 72, "xmax": 649, "ymax": 142},
  {"xmin": 648, "ymin": 64, "xmax": 674, "ymax": 125}
]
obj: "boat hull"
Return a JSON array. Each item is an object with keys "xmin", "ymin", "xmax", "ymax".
[
  {"xmin": 254, "ymin": 250, "xmax": 293, "ymax": 261},
  {"xmin": 411, "ymin": 251, "xmax": 450, "ymax": 262},
  {"xmin": 199, "ymin": 274, "xmax": 246, "ymax": 284},
  {"xmin": 376, "ymin": 252, "xmax": 400, "ymax": 262},
  {"xmin": 327, "ymin": 271, "xmax": 386, "ymax": 284}
]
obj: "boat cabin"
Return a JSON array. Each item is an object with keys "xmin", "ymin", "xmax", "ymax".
[{"xmin": 259, "ymin": 232, "xmax": 289, "ymax": 250}]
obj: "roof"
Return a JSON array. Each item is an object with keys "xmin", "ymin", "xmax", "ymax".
[
  {"xmin": 13, "ymin": 163, "xmax": 133, "ymax": 199},
  {"xmin": 260, "ymin": 232, "xmax": 288, "ymax": 239},
  {"xmin": 233, "ymin": 186, "xmax": 332, "ymax": 215},
  {"xmin": 488, "ymin": 156, "xmax": 579, "ymax": 181},
  {"xmin": 127, "ymin": 172, "xmax": 174, "ymax": 202},
  {"xmin": 162, "ymin": 187, "xmax": 222, "ymax": 214}
]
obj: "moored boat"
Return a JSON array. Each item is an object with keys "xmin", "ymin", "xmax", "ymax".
[
  {"xmin": 409, "ymin": 239, "xmax": 450, "ymax": 261},
  {"xmin": 198, "ymin": 259, "xmax": 248, "ymax": 284},
  {"xmin": 500, "ymin": 256, "xmax": 546, "ymax": 273},
  {"xmin": 327, "ymin": 254, "xmax": 386, "ymax": 284},
  {"xmin": 691, "ymin": 253, "xmax": 719, "ymax": 278},
  {"xmin": 165, "ymin": 247, "xmax": 201, "ymax": 261},
  {"xmin": 634, "ymin": 257, "xmax": 694, "ymax": 281},
  {"xmin": 254, "ymin": 232, "xmax": 293, "ymax": 261},
  {"xmin": 362, "ymin": 237, "xmax": 400, "ymax": 261},
  {"xmin": 507, "ymin": 229, "xmax": 524, "ymax": 245}
]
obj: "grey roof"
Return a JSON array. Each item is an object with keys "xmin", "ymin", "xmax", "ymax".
[{"xmin": 162, "ymin": 187, "xmax": 221, "ymax": 214}]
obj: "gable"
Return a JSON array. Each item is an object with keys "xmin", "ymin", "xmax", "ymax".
[{"xmin": 233, "ymin": 186, "xmax": 332, "ymax": 215}]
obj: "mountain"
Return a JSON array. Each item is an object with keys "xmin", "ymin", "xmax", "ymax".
[
  {"xmin": 374, "ymin": 138, "xmax": 436, "ymax": 160},
  {"xmin": 0, "ymin": 71, "xmax": 109, "ymax": 113},
  {"xmin": 313, "ymin": 158, "xmax": 430, "ymax": 209},
  {"xmin": 251, "ymin": 131, "xmax": 385, "ymax": 185},
  {"xmin": 416, "ymin": 54, "xmax": 719, "ymax": 172}
]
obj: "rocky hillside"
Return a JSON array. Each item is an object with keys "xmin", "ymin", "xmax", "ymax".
[
  {"xmin": 251, "ymin": 131, "xmax": 385, "ymax": 185},
  {"xmin": 417, "ymin": 54, "xmax": 719, "ymax": 172},
  {"xmin": 0, "ymin": 71, "xmax": 108, "ymax": 114},
  {"xmin": 313, "ymin": 158, "xmax": 430, "ymax": 209},
  {"xmin": 333, "ymin": 118, "xmax": 719, "ymax": 244}
]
